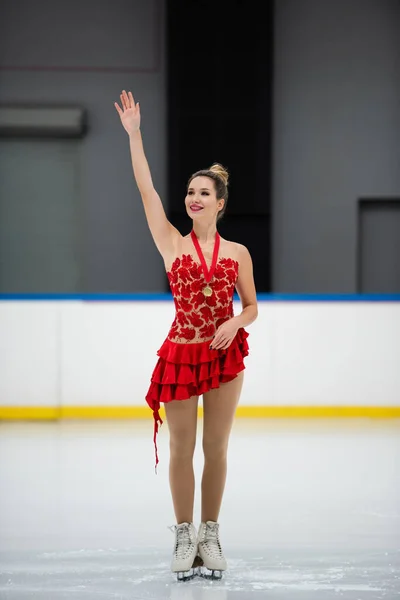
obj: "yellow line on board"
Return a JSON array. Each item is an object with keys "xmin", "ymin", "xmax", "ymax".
[
  {"xmin": 60, "ymin": 406, "xmax": 158, "ymax": 419},
  {"xmin": 1, "ymin": 406, "xmax": 400, "ymax": 420},
  {"xmin": 0, "ymin": 407, "xmax": 60, "ymax": 420},
  {"xmin": 236, "ymin": 406, "xmax": 400, "ymax": 418}
]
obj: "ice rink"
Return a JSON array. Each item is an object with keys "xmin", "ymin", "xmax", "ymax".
[{"xmin": 0, "ymin": 418, "xmax": 399, "ymax": 599}]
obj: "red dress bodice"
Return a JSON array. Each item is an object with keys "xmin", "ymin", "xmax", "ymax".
[{"xmin": 166, "ymin": 254, "xmax": 239, "ymax": 344}]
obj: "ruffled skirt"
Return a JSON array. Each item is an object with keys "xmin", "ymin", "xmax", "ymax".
[{"xmin": 145, "ymin": 328, "xmax": 249, "ymax": 468}]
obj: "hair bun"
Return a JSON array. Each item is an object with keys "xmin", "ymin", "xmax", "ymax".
[{"xmin": 209, "ymin": 163, "xmax": 229, "ymax": 186}]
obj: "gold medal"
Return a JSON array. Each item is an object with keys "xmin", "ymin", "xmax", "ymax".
[{"xmin": 203, "ymin": 285, "xmax": 213, "ymax": 297}]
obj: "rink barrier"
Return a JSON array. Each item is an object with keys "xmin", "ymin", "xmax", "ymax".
[{"xmin": 1, "ymin": 293, "xmax": 400, "ymax": 420}]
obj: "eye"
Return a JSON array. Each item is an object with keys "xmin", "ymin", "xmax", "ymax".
[
  {"xmin": 187, "ymin": 190, "xmax": 193, "ymax": 195},
  {"xmin": 201, "ymin": 191, "xmax": 210, "ymax": 196}
]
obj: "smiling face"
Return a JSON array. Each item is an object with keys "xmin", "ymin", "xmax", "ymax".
[{"xmin": 185, "ymin": 176, "xmax": 224, "ymax": 222}]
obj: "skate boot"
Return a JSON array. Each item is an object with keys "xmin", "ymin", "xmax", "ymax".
[
  {"xmin": 197, "ymin": 520, "xmax": 227, "ymax": 580},
  {"xmin": 171, "ymin": 522, "xmax": 199, "ymax": 582}
]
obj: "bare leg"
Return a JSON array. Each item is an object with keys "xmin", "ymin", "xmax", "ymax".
[
  {"xmin": 165, "ymin": 396, "xmax": 199, "ymax": 524},
  {"xmin": 201, "ymin": 372, "xmax": 244, "ymax": 522}
]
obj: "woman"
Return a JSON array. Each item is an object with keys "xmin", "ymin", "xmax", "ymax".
[{"xmin": 115, "ymin": 90, "xmax": 258, "ymax": 581}]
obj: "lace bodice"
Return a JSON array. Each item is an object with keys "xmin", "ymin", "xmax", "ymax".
[{"xmin": 166, "ymin": 254, "xmax": 239, "ymax": 343}]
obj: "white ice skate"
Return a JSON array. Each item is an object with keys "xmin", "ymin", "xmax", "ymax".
[
  {"xmin": 171, "ymin": 522, "xmax": 199, "ymax": 582},
  {"xmin": 197, "ymin": 521, "xmax": 227, "ymax": 580}
]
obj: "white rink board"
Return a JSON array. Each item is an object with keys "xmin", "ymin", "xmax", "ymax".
[{"xmin": 0, "ymin": 299, "xmax": 399, "ymax": 407}]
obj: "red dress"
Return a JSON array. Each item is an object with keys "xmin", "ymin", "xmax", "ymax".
[{"xmin": 145, "ymin": 253, "xmax": 249, "ymax": 467}]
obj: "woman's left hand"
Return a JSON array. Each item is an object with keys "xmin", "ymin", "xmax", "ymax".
[{"xmin": 210, "ymin": 318, "xmax": 239, "ymax": 350}]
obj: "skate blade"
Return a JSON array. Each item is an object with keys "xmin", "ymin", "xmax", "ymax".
[
  {"xmin": 199, "ymin": 566, "xmax": 224, "ymax": 580},
  {"xmin": 175, "ymin": 556, "xmax": 205, "ymax": 581},
  {"xmin": 176, "ymin": 568, "xmax": 196, "ymax": 582}
]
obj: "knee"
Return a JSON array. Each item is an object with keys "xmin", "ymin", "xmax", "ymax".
[
  {"xmin": 169, "ymin": 433, "xmax": 196, "ymax": 461},
  {"xmin": 202, "ymin": 437, "xmax": 228, "ymax": 462}
]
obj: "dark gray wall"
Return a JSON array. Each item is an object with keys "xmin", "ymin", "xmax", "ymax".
[
  {"xmin": 2, "ymin": 0, "xmax": 399, "ymax": 294},
  {"xmin": 0, "ymin": 0, "xmax": 166, "ymax": 293},
  {"xmin": 273, "ymin": 0, "xmax": 400, "ymax": 293},
  {"xmin": 359, "ymin": 200, "xmax": 400, "ymax": 292}
]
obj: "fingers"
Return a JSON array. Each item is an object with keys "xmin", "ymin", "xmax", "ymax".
[
  {"xmin": 210, "ymin": 333, "xmax": 223, "ymax": 349},
  {"xmin": 117, "ymin": 90, "xmax": 139, "ymax": 117},
  {"xmin": 119, "ymin": 90, "xmax": 134, "ymax": 110},
  {"xmin": 209, "ymin": 336, "xmax": 218, "ymax": 350},
  {"xmin": 210, "ymin": 337, "xmax": 230, "ymax": 350},
  {"xmin": 128, "ymin": 91, "xmax": 136, "ymax": 107},
  {"xmin": 120, "ymin": 91, "xmax": 128, "ymax": 110},
  {"xmin": 221, "ymin": 341, "xmax": 232, "ymax": 350}
]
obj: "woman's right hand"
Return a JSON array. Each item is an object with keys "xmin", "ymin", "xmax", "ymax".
[{"xmin": 114, "ymin": 90, "xmax": 140, "ymax": 136}]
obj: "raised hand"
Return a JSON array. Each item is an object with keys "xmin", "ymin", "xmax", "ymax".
[{"xmin": 114, "ymin": 90, "xmax": 140, "ymax": 135}]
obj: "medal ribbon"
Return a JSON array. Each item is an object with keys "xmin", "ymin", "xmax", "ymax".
[{"xmin": 190, "ymin": 230, "xmax": 220, "ymax": 285}]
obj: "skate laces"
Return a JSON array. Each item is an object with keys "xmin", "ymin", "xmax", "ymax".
[
  {"xmin": 171, "ymin": 523, "xmax": 195, "ymax": 560},
  {"xmin": 201, "ymin": 522, "xmax": 223, "ymax": 557}
]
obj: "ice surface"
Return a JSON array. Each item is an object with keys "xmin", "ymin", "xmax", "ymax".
[{"xmin": 0, "ymin": 418, "xmax": 399, "ymax": 599}]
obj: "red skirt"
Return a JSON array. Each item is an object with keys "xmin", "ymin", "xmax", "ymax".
[{"xmin": 145, "ymin": 328, "xmax": 249, "ymax": 468}]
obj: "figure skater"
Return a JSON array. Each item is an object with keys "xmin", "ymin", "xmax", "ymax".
[{"xmin": 115, "ymin": 90, "xmax": 258, "ymax": 581}]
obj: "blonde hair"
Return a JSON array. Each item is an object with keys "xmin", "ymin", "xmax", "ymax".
[
  {"xmin": 187, "ymin": 162, "xmax": 229, "ymax": 221},
  {"xmin": 209, "ymin": 163, "xmax": 229, "ymax": 187}
]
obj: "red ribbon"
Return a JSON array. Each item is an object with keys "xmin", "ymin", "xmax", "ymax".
[{"xmin": 190, "ymin": 230, "xmax": 220, "ymax": 284}]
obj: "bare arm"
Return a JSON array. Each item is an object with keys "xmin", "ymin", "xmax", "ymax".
[
  {"xmin": 234, "ymin": 244, "xmax": 258, "ymax": 328},
  {"xmin": 115, "ymin": 90, "xmax": 180, "ymax": 257}
]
